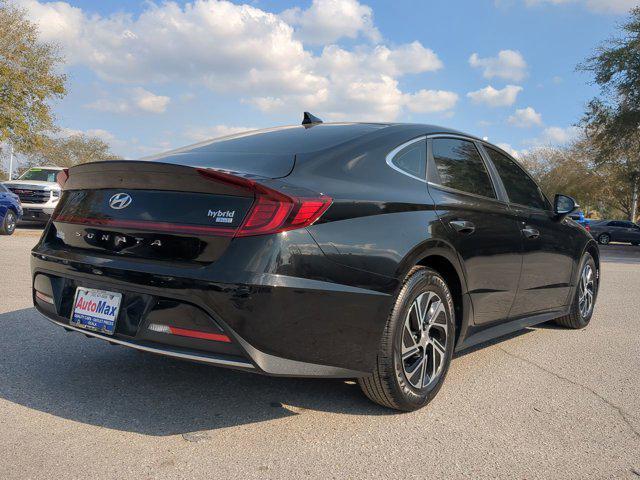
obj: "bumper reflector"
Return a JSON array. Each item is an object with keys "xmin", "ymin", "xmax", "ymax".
[
  {"xmin": 148, "ymin": 323, "xmax": 231, "ymax": 343},
  {"xmin": 35, "ymin": 291, "xmax": 54, "ymax": 304}
]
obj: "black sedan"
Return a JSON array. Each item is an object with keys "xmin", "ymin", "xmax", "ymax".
[
  {"xmin": 589, "ymin": 219, "xmax": 640, "ymax": 245},
  {"xmin": 31, "ymin": 116, "xmax": 599, "ymax": 411}
]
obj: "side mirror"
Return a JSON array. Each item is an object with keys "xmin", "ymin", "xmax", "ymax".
[{"xmin": 554, "ymin": 194, "xmax": 579, "ymax": 219}]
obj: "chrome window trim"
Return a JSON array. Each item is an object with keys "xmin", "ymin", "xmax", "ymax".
[
  {"xmin": 385, "ymin": 136, "xmax": 427, "ymax": 183},
  {"xmin": 427, "ymin": 181, "xmax": 509, "ymax": 206}
]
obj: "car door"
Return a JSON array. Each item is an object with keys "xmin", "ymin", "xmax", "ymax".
[
  {"xmin": 618, "ymin": 221, "xmax": 640, "ymax": 242},
  {"xmin": 481, "ymin": 145, "xmax": 576, "ymax": 316},
  {"xmin": 629, "ymin": 223, "xmax": 640, "ymax": 243},
  {"xmin": 427, "ymin": 136, "xmax": 523, "ymax": 325},
  {"xmin": 607, "ymin": 221, "xmax": 623, "ymax": 241}
]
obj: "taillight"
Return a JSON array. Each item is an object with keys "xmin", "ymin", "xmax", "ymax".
[
  {"xmin": 197, "ymin": 169, "xmax": 332, "ymax": 237},
  {"xmin": 56, "ymin": 169, "xmax": 69, "ymax": 187}
]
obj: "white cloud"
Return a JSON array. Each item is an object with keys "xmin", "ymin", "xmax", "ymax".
[
  {"xmin": 281, "ymin": 0, "xmax": 380, "ymax": 45},
  {"xmin": 523, "ymin": 126, "xmax": 581, "ymax": 147},
  {"xmin": 250, "ymin": 43, "xmax": 451, "ymax": 120},
  {"xmin": 508, "ymin": 106, "xmax": 543, "ymax": 127},
  {"xmin": 524, "ymin": 0, "xmax": 640, "ymax": 14},
  {"xmin": 85, "ymin": 88, "xmax": 170, "ymax": 114},
  {"xmin": 540, "ymin": 126, "xmax": 580, "ymax": 144},
  {"xmin": 19, "ymin": 0, "xmax": 454, "ymax": 122},
  {"xmin": 467, "ymin": 85, "xmax": 523, "ymax": 107},
  {"xmin": 469, "ymin": 50, "xmax": 528, "ymax": 82},
  {"xmin": 495, "ymin": 142, "xmax": 526, "ymax": 158},
  {"xmin": 185, "ymin": 125, "xmax": 254, "ymax": 142},
  {"xmin": 132, "ymin": 88, "xmax": 170, "ymax": 113},
  {"xmin": 405, "ymin": 90, "xmax": 459, "ymax": 113}
]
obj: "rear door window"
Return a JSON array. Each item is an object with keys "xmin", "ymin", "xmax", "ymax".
[
  {"xmin": 431, "ymin": 138, "xmax": 495, "ymax": 198},
  {"xmin": 485, "ymin": 147, "xmax": 548, "ymax": 210}
]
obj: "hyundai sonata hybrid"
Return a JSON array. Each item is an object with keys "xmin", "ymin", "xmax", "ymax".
[{"xmin": 31, "ymin": 115, "xmax": 599, "ymax": 411}]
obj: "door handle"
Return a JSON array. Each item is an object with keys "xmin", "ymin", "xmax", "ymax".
[
  {"xmin": 449, "ymin": 220, "xmax": 475, "ymax": 234},
  {"xmin": 522, "ymin": 227, "xmax": 540, "ymax": 239}
]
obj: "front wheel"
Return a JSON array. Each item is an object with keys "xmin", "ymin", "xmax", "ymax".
[
  {"xmin": 554, "ymin": 253, "xmax": 598, "ymax": 329},
  {"xmin": 598, "ymin": 233, "xmax": 610, "ymax": 245},
  {"xmin": 358, "ymin": 267, "xmax": 455, "ymax": 411},
  {"xmin": 0, "ymin": 210, "xmax": 17, "ymax": 235}
]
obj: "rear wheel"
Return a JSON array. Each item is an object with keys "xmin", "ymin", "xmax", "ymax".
[
  {"xmin": 554, "ymin": 253, "xmax": 597, "ymax": 329},
  {"xmin": 0, "ymin": 210, "xmax": 16, "ymax": 235},
  {"xmin": 598, "ymin": 233, "xmax": 610, "ymax": 245},
  {"xmin": 358, "ymin": 267, "xmax": 455, "ymax": 411}
]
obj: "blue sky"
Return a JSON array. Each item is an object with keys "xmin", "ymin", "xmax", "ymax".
[{"xmin": 12, "ymin": 0, "xmax": 639, "ymax": 159}]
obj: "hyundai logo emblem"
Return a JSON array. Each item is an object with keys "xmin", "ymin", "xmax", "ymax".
[{"xmin": 108, "ymin": 192, "xmax": 132, "ymax": 210}]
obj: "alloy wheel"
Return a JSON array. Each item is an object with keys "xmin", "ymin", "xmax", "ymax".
[
  {"xmin": 6, "ymin": 212, "xmax": 16, "ymax": 234},
  {"xmin": 578, "ymin": 264, "xmax": 595, "ymax": 318},
  {"xmin": 599, "ymin": 234, "xmax": 610, "ymax": 245},
  {"xmin": 401, "ymin": 291, "xmax": 448, "ymax": 389}
]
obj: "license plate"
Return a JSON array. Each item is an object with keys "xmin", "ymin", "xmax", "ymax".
[{"xmin": 70, "ymin": 287, "xmax": 122, "ymax": 335}]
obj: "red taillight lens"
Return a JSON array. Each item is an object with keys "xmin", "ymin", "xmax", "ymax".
[
  {"xmin": 197, "ymin": 169, "xmax": 332, "ymax": 237},
  {"xmin": 56, "ymin": 169, "xmax": 69, "ymax": 187}
]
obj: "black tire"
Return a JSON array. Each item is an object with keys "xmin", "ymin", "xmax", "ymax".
[
  {"xmin": 358, "ymin": 267, "xmax": 455, "ymax": 411},
  {"xmin": 554, "ymin": 253, "xmax": 597, "ymax": 329},
  {"xmin": 632, "ymin": 242, "xmax": 639, "ymax": 246},
  {"xmin": 0, "ymin": 210, "xmax": 17, "ymax": 235},
  {"xmin": 598, "ymin": 233, "xmax": 610, "ymax": 245}
]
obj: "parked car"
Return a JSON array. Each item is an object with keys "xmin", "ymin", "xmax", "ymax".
[
  {"xmin": 3, "ymin": 166, "xmax": 64, "ymax": 223},
  {"xmin": 31, "ymin": 118, "xmax": 600, "ymax": 411},
  {"xmin": 0, "ymin": 183, "xmax": 23, "ymax": 235},
  {"xmin": 589, "ymin": 219, "xmax": 640, "ymax": 245}
]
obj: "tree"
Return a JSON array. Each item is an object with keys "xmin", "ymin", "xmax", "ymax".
[
  {"xmin": 521, "ymin": 138, "xmax": 636, "ymax": 220},
  {"xmin": 0, "ymin": 1, "xmax": 66, "ymax": 152},
  {"xmin": 25, "ymin": 134, "xmax": 122, "ymax": 168},
  {"xmin": 579, "ymin": 7, "xmax": 640, "ymax": 221}
]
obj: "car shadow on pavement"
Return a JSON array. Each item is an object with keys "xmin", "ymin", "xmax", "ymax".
[{"xmin": 0, "ymin": 308, "xmax": 394, "ymax": 436}]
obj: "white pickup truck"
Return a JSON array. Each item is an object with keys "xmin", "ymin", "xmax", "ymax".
[{"xmin": 3, "ymin": 166, "xmax": 64, "ymax": 223}]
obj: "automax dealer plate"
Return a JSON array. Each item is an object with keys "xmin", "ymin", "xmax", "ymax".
[{"xmin": 70, "ymin": 287, "xmax": 122, "ymax": 335}]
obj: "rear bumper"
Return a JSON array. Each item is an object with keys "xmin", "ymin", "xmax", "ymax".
[{"xmin": 31, "ymin": 239, "xmax": 394, "ymax": 377}]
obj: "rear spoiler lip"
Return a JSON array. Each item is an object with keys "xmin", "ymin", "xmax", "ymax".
[{"xmin": 63, "ymin": 161, "xmax": 260, "ymax": 196}]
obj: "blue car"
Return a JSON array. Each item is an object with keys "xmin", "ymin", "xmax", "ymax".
[{"xmin": 0, "ymin": 183, "xmax": 22, "ymax": 235}]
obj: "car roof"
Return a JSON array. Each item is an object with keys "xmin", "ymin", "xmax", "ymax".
[{"xmin": 143, "ymin": 122, "xmax": 474, "ymax": 160}]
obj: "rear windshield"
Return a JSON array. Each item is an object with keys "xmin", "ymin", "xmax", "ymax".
[
  {"xmin": 144, "ymin": 123, "xmax": 388, "ymax": 178},
  {"xmin": 19, "ymin": 168, "xmax": 59, "ymax": 182}
]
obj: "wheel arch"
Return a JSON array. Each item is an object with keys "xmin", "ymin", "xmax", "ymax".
[{"xmin": 404, "ymin": 246, "xmax": 470, "ymax": 347}]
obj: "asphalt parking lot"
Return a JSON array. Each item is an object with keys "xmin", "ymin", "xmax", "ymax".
[{"xmin": 1, "ymin": 228, "xmax": 639, "ymax": 479}]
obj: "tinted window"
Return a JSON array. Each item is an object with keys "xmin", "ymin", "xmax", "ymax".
[
  {"xmin": 485, "ymin": 147, "xmax": 548, "ymax": 210},
  {"xmin": 19, "ymin": 168, "xmax": 59, "ymax": 182},
  {"xmin": 431, "ymin": 138, "xmax": 495, "ymax": 198},
  {"xmin": 609, "ymin": 221, "xmax": 626, "ymax": 228},
  {"xmin": 390, "ymin": 142, "xmax": 426, "ymax": 180},
  {"xmin": 0, "ymin": 184, "xmax": 6, "ymax": 193}
]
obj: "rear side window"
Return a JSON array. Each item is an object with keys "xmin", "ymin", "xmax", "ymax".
[
  {"xmin": 485, "ymin": 147, "xmax": 548, "ymax": 210},
  {"xmin": 389, "ymin": 141, "xmax": 426, "ymax": 180},
  {"xmin": 431, "ymin": 138, "xmax": 495, "ymax": 198},
  {"xmin": 0, "ymin": 185, "xmax": 6, "ymax": 193}
]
